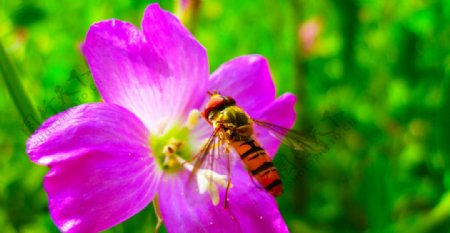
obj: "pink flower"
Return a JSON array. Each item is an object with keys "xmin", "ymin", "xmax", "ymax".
[
  {"xmin": 298, "ymin": 17, "xmax": 322, "ymax": 55},
  {"xmin": 27, "ymin": 4, "xmax": 296, "ymax": 233}
]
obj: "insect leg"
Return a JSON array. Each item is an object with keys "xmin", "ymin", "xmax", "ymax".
[
  {"xmin": 248, "ymin": 169, "xmax": 264, "ymax": 190},
  {"xmin": 224, "ymin": 144, "xmax": 232, "ymax": 209}
]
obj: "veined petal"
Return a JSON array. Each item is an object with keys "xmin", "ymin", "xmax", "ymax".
[
  {"xmin": 208, "ymin": 55, "xmax": 276, "ymax": 117},
  {"xmin": 26, "ymin": 103, "xmax": 161, "ymax": 232},
  {"xmin": 82, "ymin": 4, "xmax": 208, "ymax": 133},
  {"xmin": 253, "ymin": 93, "xmax": 297, "ymax": 157},
  {"xmin": 226, "ymin": 165, "xmax": 289, "ymax": 233},
  {"xmin": 158, "ymin": 172, "xmax": 242, "ymax": 233},
  {"xmin": 27, "ymin": 103, "xmax": 149, "ymax": 165},
  {"xmin": 142, "ymin": 4, "xmax": 209, "ymax": 132},
  {"xmin": 82, "ymin": 19, "xmax": 168, "ymax": 132},
  {"xmin": 159, "ymin": 166, "xmax": 288, "ymax": 233},
  {"xmin": 45, "ymin": 148, "xmax": 160, "ymax": 233}
]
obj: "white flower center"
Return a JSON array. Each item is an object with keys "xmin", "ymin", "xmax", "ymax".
[{"xmin": 178, "ymin": 157, "xmax": 231, "ymax": 206}]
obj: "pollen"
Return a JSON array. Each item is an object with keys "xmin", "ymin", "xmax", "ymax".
[
  {"xmin": 187, "ymin": 109, "xmax": 200, "ymax": 129},
  {"xmin": 160, "ymin": 139, "xmax": 184, "ymax": 172}
]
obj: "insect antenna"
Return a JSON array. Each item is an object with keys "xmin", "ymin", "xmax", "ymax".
[{"xmin": 206, "ymin": 90, "xmax": 221, "ymax": 96}]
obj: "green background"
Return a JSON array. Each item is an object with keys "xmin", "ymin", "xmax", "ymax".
[{"xmin": 1, "ymin": 0, "xmax": 449, "ymax": 232}]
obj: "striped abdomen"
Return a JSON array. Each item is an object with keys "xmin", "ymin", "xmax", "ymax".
[{"xmin": 229, "ymin": 137, "xmax": 283, "ymax": 196}]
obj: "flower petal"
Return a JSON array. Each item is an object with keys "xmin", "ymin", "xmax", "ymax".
[
  {"xmin": 27, "ymin": 103, "xmax": 149, "ymax": 165},
  {"xmin": 82, "ymin": 4, "xmax": 208, "ymax": 133},
  {"xmin": 208, "ymin": 55, "xmax": 276, "ymax": 117},
  {"xmin": 226, "ymin": 165, "xmax": 289, "ymax": 233},
  {"xmin": 26, "ymin": 103, "xmax": 161, "ymax": 232},
  {"xmin": 254, "ymin": 93, "xmax": 297, "ymax": 157},
  {"xmin": 158, "ymin": 165, "xmax": 288, "ymax": 233},
  {"xmin": 142, "ymin": 3, "xmax": 209, "ymax": 130},
  {"xmin": 158, "ymin": 172, "xmax": 242, "ymax": 233}
]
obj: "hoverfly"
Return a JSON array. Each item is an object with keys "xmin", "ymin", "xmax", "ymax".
[{"xmin": 189, "ymin": 91, "xmax": 327, "ymax": 202}]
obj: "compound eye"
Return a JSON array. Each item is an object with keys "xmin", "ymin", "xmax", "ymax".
[{"xmin": 225, "ymin": 96, "xmax": 236, "ymax": 104}]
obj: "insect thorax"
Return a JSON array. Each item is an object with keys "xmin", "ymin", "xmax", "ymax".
[{"xmin": 211, "ymin": 105, "xmax": 253, "ymax": 141}]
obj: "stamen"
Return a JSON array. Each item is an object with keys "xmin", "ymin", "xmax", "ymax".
[{"xmin": 161, "ymin": 139, "xmax": 184, "ymax": 171}]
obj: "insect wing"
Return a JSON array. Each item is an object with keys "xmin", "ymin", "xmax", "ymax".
[
  {"xmin": 253, "ymin": 120, "xmax": 329, "ymax": 157},
  {"xmin": 187, "ymin": 128, "xmax": 232, "ymax": 190}
]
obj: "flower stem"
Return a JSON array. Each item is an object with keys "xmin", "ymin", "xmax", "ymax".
[
  {"xmin": 0, "ymin": 41, "xmax": 39, "ymax": 135},
  {"xmin": 153, "ymin": 195, "xmax": 163, "ymax": 233},
  {"xmin": 175, "ymin": 0, "xmax": 201, "ymax": 33}
]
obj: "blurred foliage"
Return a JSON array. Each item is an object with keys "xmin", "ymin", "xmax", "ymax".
[{"xmin": 0, "ymin": 0, "xmax": 449, "ymax": 232}]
